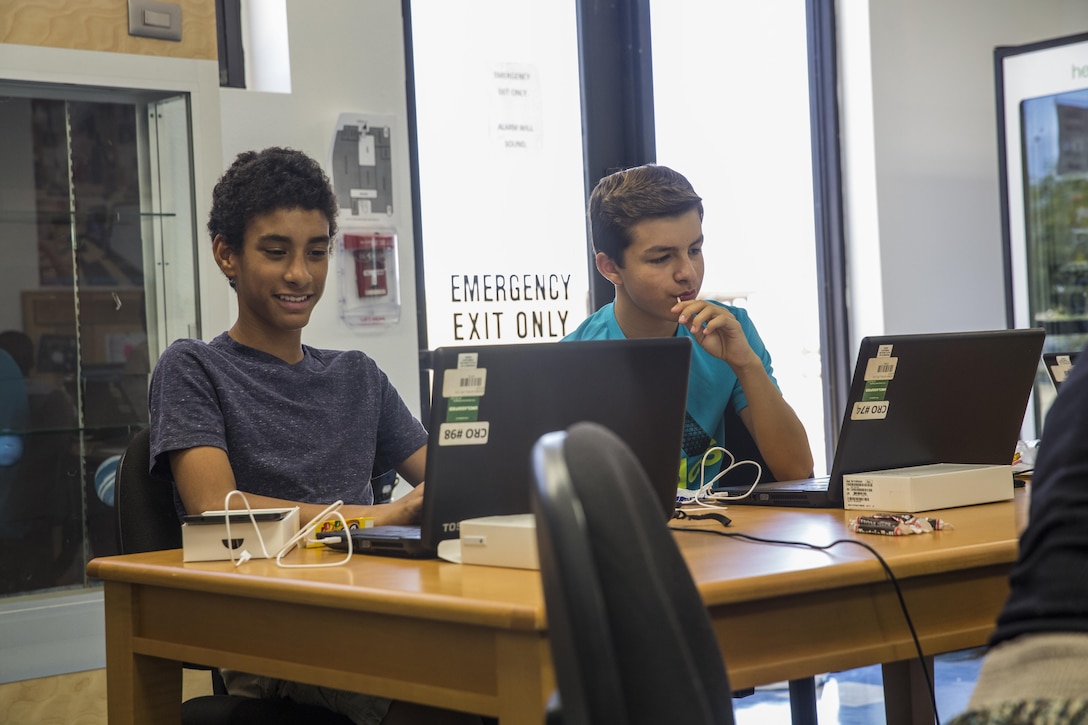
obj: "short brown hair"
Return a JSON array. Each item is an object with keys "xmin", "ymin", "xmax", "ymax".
[{"xmin": 588, "ymin": 164, "xmax": 703, "ymax": 266}]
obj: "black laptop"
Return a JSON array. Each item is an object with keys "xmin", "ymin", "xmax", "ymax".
[
  {"xmin": 1043, "ymin": 351, "xmax": 1078, "ymax": 390},
  {"xmin": 716, "ymin": 328, "xmax": 1045, "ymax": 508},
  {"xmin": 324, "ymin": 337, "xmax": 692, "ymax": 557}
]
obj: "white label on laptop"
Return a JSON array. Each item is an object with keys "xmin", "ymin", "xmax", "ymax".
[
  {"xmin": 851, "ymin": 401, "xmax": 890, "ymax": 420},
  {"xmin": 456, "ymin": 353, "xmax": 479, "ymax": 368},
  {"xmin": 439, "ymin": 421, "xmax": 490, "ymax": 446},
  {"xmin": 877, "ymin": 344, "xmax": 893, "ymax": 357},
  {"xmin": 1053, "ymin": 355, "xmax": 1074, "ymax": 382},
  {"xmin": 442, "ymin": 368, "xmax": 487, "ymax": 397},
  {"xmin": 864, "ymin": 356, "xmax": 898, "ymax": 381}
]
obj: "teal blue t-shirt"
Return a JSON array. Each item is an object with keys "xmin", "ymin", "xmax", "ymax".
[{"xmin": 563, "ymin": 301, "xmax": 779, "ymax": 489}]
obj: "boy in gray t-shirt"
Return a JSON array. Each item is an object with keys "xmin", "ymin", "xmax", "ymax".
[
  {"xmin": 149, "ymin": 148, "xmax": 479, "ymax": 725},
  {"xmin": 150, "ymin": 147, "xmax": 428, "ymax": 527},
  {"xmin": 149, "ymin": 331, "xmax": 427, "ymax": 518}
]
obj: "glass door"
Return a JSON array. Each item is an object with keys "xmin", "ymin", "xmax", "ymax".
[{"xmin": 0, "ymin": 82, "xmax": 200, "ymax": 598}]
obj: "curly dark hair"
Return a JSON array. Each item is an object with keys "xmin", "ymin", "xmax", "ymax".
[{"xmin": 207, "ymin": 147, "xmax": 339, "ymax": 252}]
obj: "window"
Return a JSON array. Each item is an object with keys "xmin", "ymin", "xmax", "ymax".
[
  {"xmin": 649, "ymin": 0, "xmax": 827, "ymax": 472},
  {"xmin": 408, "ymin": 0, "xmax": 589, "ymax": 362}
]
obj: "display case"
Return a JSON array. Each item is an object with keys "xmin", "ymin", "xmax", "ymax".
[{"xmin": 0, "ymin": 81, "xmax": 200, "ymax": 599}]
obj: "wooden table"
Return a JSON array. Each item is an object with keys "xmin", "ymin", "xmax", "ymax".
[
  {"xmin": 87, "ymin": 491, "xmax": 1028, "ymax": 724},
  {"xmin": 675, "ymin": 492, "xmax": 1027, "ymax": 724}
]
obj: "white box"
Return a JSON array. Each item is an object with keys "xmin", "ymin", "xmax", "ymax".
[
  {"xmin": 458, "ymin": 514, "xmax": 539, "ymax": 570},
  {"xmin": 182, "ymin": 507, "xmax": 300, "ymax": 562},
  {"xmin": 842, "ymin": 463, "xmax": 1013, "ymax": 512}
]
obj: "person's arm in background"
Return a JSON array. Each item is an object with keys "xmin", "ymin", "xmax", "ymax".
[
  {"xmin": 674, "ymin": 300, "xmax": 813, "ymax": 481},
  {"xmin": 169, "ymin": 445, "xmax": 424, "ymax": 526}
]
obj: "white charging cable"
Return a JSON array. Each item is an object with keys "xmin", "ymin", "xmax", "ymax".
[
  {"xmin": 680, "ymin": 446, "xmax": 763, "ymax": 510},
  {"xmin": 222, "ymin": 491, "xmax": 354, "ymax": 568}
]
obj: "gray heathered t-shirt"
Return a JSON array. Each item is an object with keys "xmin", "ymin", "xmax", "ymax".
[{"xmin": 148, "ymin": 332, "xmax": 427, "ymax": 515}]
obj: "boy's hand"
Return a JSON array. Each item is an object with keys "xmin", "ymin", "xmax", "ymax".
[
  {"xmin": 393, "ymin": 482, "xmax": 425, "ymax": 524},
  {"xmin": 340, "ymin": 481, "xmax": 425, "ymax": 527},
  {"xmin": 672, "ymin": 300, "xmax": 759, "ymax": 371}
]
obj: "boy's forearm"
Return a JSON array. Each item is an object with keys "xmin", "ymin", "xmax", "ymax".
[
  {"xmin": 172, "ymin": 446, "xmax": 421, "ymax": 528},
  {"xmin": 198, "ymin": 489, "xmax": 416, "ymax": 527},
  {"xmin": 735, "ymin": 368, "xmax": 814, "ymax": 481}
]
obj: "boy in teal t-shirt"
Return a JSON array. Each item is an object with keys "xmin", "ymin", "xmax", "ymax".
[{"xmin": 564, "ymin": 164, "xmax": 812, "ymax": 490}]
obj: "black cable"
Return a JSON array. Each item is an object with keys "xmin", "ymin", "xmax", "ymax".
[
  {"xmin": 673, "ymin": 509, "xmax": 732, "ymax": 527},
  {"xmin": 670, "ymin": 525, "xmax": 942, "ymax": 725}
]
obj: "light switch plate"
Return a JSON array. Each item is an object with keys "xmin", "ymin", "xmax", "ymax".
[{"xmin": 128, "ymin": 0, "xmax": 182, "ymax": 41}]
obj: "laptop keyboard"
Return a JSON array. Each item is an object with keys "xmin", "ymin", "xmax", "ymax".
[
  {"xmin": 355, "ymin": 525, "xmax": 421, "ymax": 540},
  {"xmin": 757, "ymin": 475, "xmax": 831, "ymax": 492}
]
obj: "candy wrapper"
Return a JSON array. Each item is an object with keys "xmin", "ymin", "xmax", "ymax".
[
  {"xmin": 848, "ymin": 513, "xmax": 953, "ymax": 536},
  {"xmin": 304, "ymin": 516, "xmax": 374, "ymax": 547}
]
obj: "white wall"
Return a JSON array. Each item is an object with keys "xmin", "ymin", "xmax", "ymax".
[
  {"xmin": 215, "ymin": 0, "xmax": 422, "ymax": 414},
  {"xmin": 843, "ymin": 0, "xmax": 1088, "ymax": 347}
]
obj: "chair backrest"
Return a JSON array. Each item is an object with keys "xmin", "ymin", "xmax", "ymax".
[
  {"xmin": 114, "ymin": 427, "xmax": 231, "ymax": 695},
  {"xmin": 530, "ymin": 421, "xmax": 735, "ymax": 725},
  {"xmin": 115, "ymin": 427, "xmax": 182, "ymax": 553},
  {"xmin": 718, "ymin": 404, "xmax": 777, "ymax": 485}
]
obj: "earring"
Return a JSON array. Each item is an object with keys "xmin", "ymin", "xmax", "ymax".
[{"xmin": 227, "ymin": 277, "xmax": 237, "ymax": 289}]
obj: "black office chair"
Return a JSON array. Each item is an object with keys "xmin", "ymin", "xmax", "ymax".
[
  {"xmin": 112, "ymin": 428, "xmax": 353, "ymax": 725},
  {"xmin": 115, "ymin": 427, "xmax": 182, "ymax": 553},
  {"xmin": 530, "ymin": 421, "xmax": 736, "ymax": 725},
  {"xmin": 711, "ymin": 405, "xmax": 778, "ymax": 487}
]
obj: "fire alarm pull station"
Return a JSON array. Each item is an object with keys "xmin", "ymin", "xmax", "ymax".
[{"xmin": 338, "ymin": 229, "xmax": 401, "ymax": 327}]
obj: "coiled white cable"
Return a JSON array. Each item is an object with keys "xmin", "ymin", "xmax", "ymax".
[{"xmin": 222, "ymin": 491, "xmax": 353, "ymax": 568}]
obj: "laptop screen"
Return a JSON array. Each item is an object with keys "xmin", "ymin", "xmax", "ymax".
[
  {"xmin": 420, "ymin": 337, "xmax": 692, "ymax": 549},
  {"xmin": 825, "ymin": 327, "xmax": 1045, "ymax": 505}
]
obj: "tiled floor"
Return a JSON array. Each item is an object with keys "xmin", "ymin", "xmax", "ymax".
[{"xmin": 734, "ymin": 648, "xmax": 984, "ymax": 724}]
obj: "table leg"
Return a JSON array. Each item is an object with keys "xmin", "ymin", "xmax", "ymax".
[
  {"xmin": 789, "ymin": 677, "xmax": 819, "ymax": 725},
  {"xmin": 882, "ymin": 657, "xmax": 936, "ymax": 725},
  {"xmin": 103, "ymin": 581, "xmax": 183, "ymax": 724}
]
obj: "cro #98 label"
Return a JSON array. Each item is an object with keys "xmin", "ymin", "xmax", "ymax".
[{"xmin": 438, "ymin": 422, "xmax": 490, "ymax": 446}]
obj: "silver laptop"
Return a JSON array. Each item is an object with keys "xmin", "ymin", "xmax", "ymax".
[{"xmin": 717, "ymin": 328, "xmax": 1045, "ymax": 508}]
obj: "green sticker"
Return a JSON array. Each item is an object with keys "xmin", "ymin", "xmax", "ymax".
[
  {"xmin": 861, "ymin": 380, "xmax": 889, "ymax": 401},
  {"xmin": 446, "ymin": 396, "xmax": 480, "ymax": 422}
]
